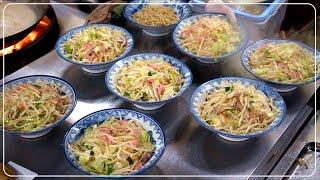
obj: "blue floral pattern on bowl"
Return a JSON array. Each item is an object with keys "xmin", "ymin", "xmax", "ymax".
[
  {"xmin": 242, "ymin": 39, "xmax": 320, "ymax": 92},
  {"xmin": 190, "ymin": 77, "xmax": 286, "ymax": 141},
  {"xmin": 1, "ymin": 75, "xmax": 77, "ymax": 138},
  {"xmin": 124, "ymin": 0, "xmax": 192, "ymax": 36},
  {"xmin": 63, "ymin": 108, "xmax": 166, "ymax": 176},
  {"xmin": 105, "ymin": 53, "xmax": 193, "ymax": 110},
  {"xmin": 55, "ymin": 24, "xmax": 134, "ymax": 74},
  {"xmin": 173, "ymin": 13, "xmax": 248, "ymax": 64}
]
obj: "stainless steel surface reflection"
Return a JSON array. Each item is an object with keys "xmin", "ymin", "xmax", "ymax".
[{"xmin": 0, "ymin": 3, "xmax": 317, "ymax": 178}]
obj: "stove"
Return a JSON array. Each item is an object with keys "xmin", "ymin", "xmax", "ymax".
[{"xmin": 1, "ymin": 5, "xmax": 60, "ymax": 76}]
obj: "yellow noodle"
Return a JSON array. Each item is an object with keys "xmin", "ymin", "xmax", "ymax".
[{"xmin": 133, "ymin": 5, "xmax": 179, "ymax": 26}]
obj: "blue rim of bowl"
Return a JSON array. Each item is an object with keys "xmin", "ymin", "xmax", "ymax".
[
  {"xmin": 105, "ymin": 53, "xmax": 193, "ymax": 106},
  {"xmin": 0, "ymin": 75, "xmax": 77, "ymax": 136},
  {"xmin": 189, "ymin": 77, "xmax": 287, "ymax": 139},
  {"xmin": 123, "ymin": 0, "xmax": 192, "ymax": 29},
  {"xmin": 242, "ymin": 39, "xmax": 320, "ymax": 86},
  {"xmin": 172, "ymin": 13, "xmax": 249, "ymax": 64},
  {"xmin": 55, "ymin": 24, "xmax": 134, "ymax": 67},
  {"xmin": 63, "ymin": 108, "xmax": 166, "ymax": 176}
]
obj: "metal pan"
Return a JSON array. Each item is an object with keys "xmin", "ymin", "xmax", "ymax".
[{"xmin": 0, "ymin": 0, "xmax": 49, "ymax": 42}]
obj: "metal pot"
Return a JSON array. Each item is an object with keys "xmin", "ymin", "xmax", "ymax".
[{"xmin": 1, "ymin": 0, "xmax": 49, "ymax": 42}]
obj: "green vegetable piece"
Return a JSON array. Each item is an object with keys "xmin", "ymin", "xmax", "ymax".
[
  {"xmin": 124, "ymin": 91, "xmax": 131, "ymax": 98},
  {"xmin": 64, "ymin": 43, "xmax": 72, "ymax": 53},
  {"xmin": 279, "ymin": 75, "xmax": 288, "ymax": 81},
  {"xmin": 35, "ymin": 103, "xmax": 41, "ymax": 109},
  {"xmin": 225, "ymin": 85, "xmax": 234, "ymax": 92},
  {"xmin": 79, "ymin": 154, "xmax": 90, "ymax": 164},
  {"xmin": 106, "ymin": 163, "xmax": 114, "ymax": 175},
  {"xmin": 231, "ymin": 109, "xmax": 239, "ymax": 114},
  {"xmin": 89, "ymin": 32, "xmax": 101, "ymax": 39},
  {"xmin": 142, "ymin": 92, "xmax": 149, "ymax": 101},
  {"xmin": 264, "ymin": 49, "xmax": 271, "ymax": 57},
  {"xmin": 141, "ymin": 131, "xmax": 150, "ymax": 143},
  {"xmin": 141, "ymin": 131, "xmax": 152, "ymax": 148},
  {"xmin": 111, "ymin": 5, "xmax": 125, "ymax": 19}
]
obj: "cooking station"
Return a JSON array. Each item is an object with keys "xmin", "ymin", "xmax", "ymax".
[
  {"xmin": 1, "ymin": 2, "xmax": 318, "ymax": 179},
  {"xmin": 1, "ymin": 2, "xmax": 60, "ymax": 76}
]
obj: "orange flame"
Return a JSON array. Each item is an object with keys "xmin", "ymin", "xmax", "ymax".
[{"xmin": 0, "ymin": 16, "xmax": 51, "ymax": 56}]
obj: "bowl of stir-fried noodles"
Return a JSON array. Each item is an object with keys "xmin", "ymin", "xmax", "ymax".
[
  {"xmin": 173, "ymin": 13, "xmax": 248, "ymax": 64},
  {"xmin": 64, "ymin": 108, "xmax": 165, "ymax": 176},
  {"xmin": 56, "ymin": 24, "xmax": 134, "ymax": 74},
  {"xmin": 124, "ymin": 0, "xmax": 191, "ymax": 36},
  {"xmin": 190, "ymin": 77, "xmax": 286, "ymax": 141},
  {"xmin": 105, "ymin": 53, "xmax": 193, "ymax": 110},
  {"xmin": 0, "ymin": 75, "xmax": 77, "ymax": 138},
  {"xmin": 242, "ymin": 39, "xmax": 320, "ymax": 92}
]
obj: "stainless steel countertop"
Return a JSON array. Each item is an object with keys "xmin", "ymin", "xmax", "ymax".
[
  {"xmin": 1, "ymin": 3, "xmax": 318, "ymax": 178},
  {"xmin": 268, "ymin": 111, "xmax": 319, "ymax": 179}
]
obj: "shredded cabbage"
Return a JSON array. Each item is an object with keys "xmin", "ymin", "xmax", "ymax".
[
  {"xmin": 69, "ymin": 117, "xmax": 155, "ymax": 175},
  {"xmin": 179, "ymin": 16, "xmax": 242, "ymax": 58},
  {"xmin": 114, "ymin": 58, "xmax": 185, "ymax": 101},
  {"xmin": 249, "ymin": 42, "xmax": 318, "ymax": 83},
  {"xmin": 0, "ymin": 80, "xmax": 71, "ymax": 132},
  {"xmin": 63, "ymin": 26, "xmax": 127, "ymax": 64},
  {"xmin": 199, "ymin": 80, "xmax": 280, "ymax": 134}
]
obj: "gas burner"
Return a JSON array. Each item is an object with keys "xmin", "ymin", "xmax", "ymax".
[{"xmin": 1, "ymin": 5, "xmax": 60, "ymax": 76}]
